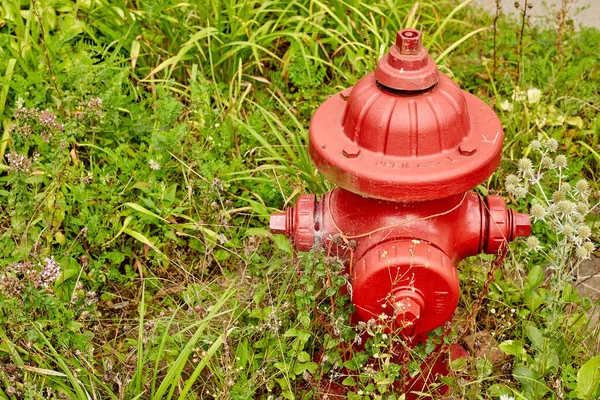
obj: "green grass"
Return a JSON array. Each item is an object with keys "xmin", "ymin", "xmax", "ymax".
[{"xmin": 0, "ymin": 0, "xmax": 598, "ymax": 399}]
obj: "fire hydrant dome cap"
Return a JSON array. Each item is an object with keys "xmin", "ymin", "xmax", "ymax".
[{"xmin": 309, "ymin": 30, "xmax": 503, "ymax": 202}]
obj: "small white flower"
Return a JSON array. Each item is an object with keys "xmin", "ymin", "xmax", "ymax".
[
  {"xmin": 499, "ymin": 394, "xmax": 515, "ymax": 400},
  {"xmin": 512, "ymin": 89, "xmax": 527, "ymax": 103},
  {"xmin": 149, "ymin": 159, "xmax": 161, "ymax": 170},
  {"xmin": 500, "ymin": 99, "xmax": 514, "ymax": 111},
  {"xmin": 527, "ymin": 88, "xmax": 542, "ymax": 104}
]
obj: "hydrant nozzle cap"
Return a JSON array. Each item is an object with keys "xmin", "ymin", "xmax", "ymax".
[
  {"xmin": 514, "ymin": 212, "xmax": 532, "ymax": 238},
  {"xmin": 374, "ymin": 28, "xmax": 439, "ymax": 91},
  {"xmin": 269, "ymin": 195, "xmax": 316, "ymax": 252},
  {"xmin": 269, "ymin": 212, "xmax": 287, "ymax": 235},
  {"xmin": 392, "ymin": 290, "xmax": 424, "ymax": 334}
]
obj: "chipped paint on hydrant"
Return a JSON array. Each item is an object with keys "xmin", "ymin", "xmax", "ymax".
[{"xmin": 269, "ymin": 28, "xmax": 531, "ymax": 397}]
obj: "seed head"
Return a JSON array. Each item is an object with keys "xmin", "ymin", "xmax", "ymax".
[
  {"xmin": 577, "ymin": 225, "xmax": 592, "ymax": 240},
  {"xmin": 556, "ymin": 200, "xmax": 576, "ymax": 215},
  {"xmin": 518, "ymin": 157, "xmax": 533, "ymax": 173},
  {"xmin": 544, "ymin": 138, "xmax": 559, "ymax": 152},
  {"xmin": 526, "ymin": 236, "xmax": 541, "ymax": 251},
  {"xmin": 39, "ymin": 256, "xmax": 61, "ymax": 287},
  {"xmin": 530, "ymin": 140, "xmax": 542, "ymax": 151},
  {"xmin": 552, "ymin": 190, "xmax": 566, "ymax": 202},
  {"xmin": 5, "ymin": 152, "xmax": 31, "ymax": 173},
  {"xmin": 559, "ymin": 182, "xmax": 570, "ymax": 194},
  {"xmin": 0, "ymin": 275, "xmax": 23, "ymax": 298},
  {"xmin": 561, "ymin": 224, "xmax": 575, "ymax": 237},
  {"xmin": 576, "ymin": 245, "xmax": 592, "ymax": 259},
  {"xmin": 554, "ymin": 154, "xmax": 567, "ymax": 169},
  {"xmin": 530, "ymin": 204, "xmax": 546, "ymax": 220},
  {"xmin": 541, "ymin": 156, "xmax": 553, "ymax": 169},
  {"xmin": 88, "ymin": 97, "xmax": 103, "ymax": 109},
  {"xmin": 148, "ymin": 159, "xmax": 161, "ymax": 170},
  {"xmin": 505, "ymin": 174, "xmax": 520, "ymax": 187},
  {"xmin": 576, "ymin": 202, "xmax": 589, "ymax": 215},
  {"xmin": 38, "ymin": 110, "xmax": 56, "ymax": 127},
  {"xmin": 513, "ymin": 186, "xmax": 528, "ymax": 199},
  {"xmin": 575, "ymin": 179, "xmax": 589, "ymax": 196}
]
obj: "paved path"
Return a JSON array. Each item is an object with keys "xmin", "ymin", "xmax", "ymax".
[{"xmin": 474, "ymin": 0, "xmax": 600, "ymax": 29}]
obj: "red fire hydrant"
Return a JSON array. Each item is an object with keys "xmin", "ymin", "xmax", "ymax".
[{"xmin": 270, "ymin": 28, "xmax": 531, "ymax": 395}]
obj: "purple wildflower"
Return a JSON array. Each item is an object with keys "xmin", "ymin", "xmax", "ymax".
[
  {"xmin": 38, "ymin": 110, "xmax": 57, "ymax": 127},
  {"xmin": 39, "ymin": 256, "xmax": 61, "ymax": 287},
  {"xmin": 5, "ymin": 152, "xmax": 32, "ymax": 173}
]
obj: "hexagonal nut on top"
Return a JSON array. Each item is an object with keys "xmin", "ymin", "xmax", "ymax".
[
  {"xmin": 342, "ymin": 144, "xmax": 361, "ymax": 159},
  {"xmin": 396, "ymin": 28, "xmax": 422, "ymax": 55},
  {"xmin": 458, "ymin": 142, "xmax": 477, "ymax": 156},
  {"xmin": 375, "ymin": 28, "xmax": 439, "ymax": 91}
]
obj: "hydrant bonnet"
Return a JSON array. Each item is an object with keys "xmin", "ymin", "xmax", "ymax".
[{"xmin": 309, "ymin": 28, "xmax": 505, "ymax": 202}]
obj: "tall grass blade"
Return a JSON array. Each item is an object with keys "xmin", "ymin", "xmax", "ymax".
[
  {"xmin": 435, "ymin": 26, "xmax": 491, "ymax": 64},
  {"xmin": 153, "ymin": 286, "xmax": 235, "ymax": 399}
]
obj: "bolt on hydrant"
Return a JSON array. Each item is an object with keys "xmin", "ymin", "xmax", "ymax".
[{"xmin": 270, "ymin": 28, "xmax": 531, "ymax": 397}]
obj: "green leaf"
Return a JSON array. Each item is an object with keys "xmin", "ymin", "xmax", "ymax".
[
  {"xmin": 576, "ymin": 356, "xmax": 600, "ymax": 399},
  {"xmin": 525, "ymin": 289, "xmax": 544, "ymax": 311},
  {"xmin": 528, "ymin": 264, "xmax": 544, "ymax": 289},
  {"xmin": 274, "ymin": 362, "xmax": 289, "ymax": 373},
  {"xmin": 450, "ymin": 357, "xmax": 467, "ymax": 371},
  {"xmin": 566, "ymin": 116, "xmax": 583, "ymax": 129},
  {"xmin": 487, "ymin": 383, "xmax": 512, "ymax": 398},
  {"xmin": 247, "ymin": 200, "xmax": 270, "ymax": 218},
  {"xmin": 244, "ymin": 227, "xmax": 270, "ymax": 237},
  {"xmin": 213, "ymin": 249, "xmax": 230, "ymax": 261},
  {"xmin": 344, "ymin": 357, "xmax": 363, "ymax": 371},
  {"xmin": 293, "ymin": 362, "xmax": 318, "ymax": 375},
  {"xmin": 297, "ymin": 351, "xmax": 310, "ymax": 363},
  {"xmin": 526, "ymin": 326, "xmax": 544, "ymax": 351},
  {"xmin": 342, "ymin": 377, "xmax": 357, "ymax": 386},
  {"xmin": 235, "ymin": 339, "xmax": 251, "ymax": 369},
  {"xmin": 272, "ymin": 234, "xmax": 293, "ymax": 255},
  {"xmin": 476, "ymin": 358, "xmax": 493, "ymax": 378},
  {"xmin": 514, "ymin": 365, "xmax": 549, "ymax": 399},
  {"xmin": 499, "ymin": 340, "xmax": 526, "ymax": 358}
]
